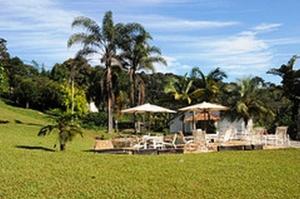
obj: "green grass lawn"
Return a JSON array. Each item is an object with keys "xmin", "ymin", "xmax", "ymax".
[{"xmin": 0, "ymin": 100, "xmax": 300, "ymax": 199}]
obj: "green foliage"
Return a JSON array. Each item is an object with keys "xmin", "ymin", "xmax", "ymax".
[
  {"xmin": 190, "ymin": 67, "xmax": 227, "ymax": 102},
  {"xmin": 50, "ymin": 57, "xmax": 92, "ymax": 89},
  {"xmin": 164, "ymin": 74, "xmax": 195, "ymax": 104},
  {"xmin": 0, "ymin": 38, "xmax": 9, "ymax": 62},
  {"xmin": 0, "ymin": 63, "xmax": 8, "ymax": 94},
  {"xmin": 38, "ymin": 113, "xmax": 83, "ymax": 151},
  {"xmin": 59, "ymin": 83, "xmax": 88, "ymax": 115},
  {"xmin": 164, "ymin": 67, "xmax": 226, "ymax": 105},
  {"xmin": 224, "ymin": 77, "xmax": 275, "ymax": 127},
  {"xmin": 80, "ymin": 112, "xmax": 107, "ymax": 129},
  {"xmin": 268, "ymin": 55, "xmax": 300, "ymax": 138}
]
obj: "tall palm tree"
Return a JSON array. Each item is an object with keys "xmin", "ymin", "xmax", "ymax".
[
  {"xmin": 0, "ymin": 38, "xmax": 9, "ymax": 62},
  {"xmin": 68, "ymin": 11, "xmax": 121, "ymax": 133},
  {"xmin": 268, "ymin": 55, "xmax": 300, "ymax": 138},
  {"xmin": 117, "ymin": 24, "xmax": 167, "ymax": 107},
  {"xmin": 38, "ymin": 114, "xmax": 83, "ymax": 151}
]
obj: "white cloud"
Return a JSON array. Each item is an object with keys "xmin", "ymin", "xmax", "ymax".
[
  {"xmin": 121, "ymin": 15, "xmax": 239, "ymax": 31},
  {"xmin": 253, "ymin": 23, "xmax": 282, "ymax": 32},
  {"xmin": 155, "ymin": 56, "xmax": 193, "ymax": 74},
  {"xmin": 0, "ymin": 0, "xmax": 80, "ymax": 67},
  {"xmin": 154, "ymin": 27, "xmax": 276, "ymax": 77},
  {"xmin": 207, "ymin": 34, "xmax": 268, "ymax": 54},
  {"xmin": 0, "ymin": 0, "xmax": 295, "ymax": 82}
]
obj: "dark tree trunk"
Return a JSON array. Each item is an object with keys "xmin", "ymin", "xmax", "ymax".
[
  {"xmin": 129, "ymin": 68, "xmax": 135, "ymax": 107},
  {"xmin": 293, "ymin": 100, "xmax": 300, "ymax": 139},
  {"xmin": 60, "ymin": 143, "xmax": 65, "ymax": 151},
  {"xmin": 298, "ymin": 105, "xmax": 300, "ymax": 138}
]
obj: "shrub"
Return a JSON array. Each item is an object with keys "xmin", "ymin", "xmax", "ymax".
[{"xmin": 81, "ymin": 112, "xmax": 107, "ymax": 129}]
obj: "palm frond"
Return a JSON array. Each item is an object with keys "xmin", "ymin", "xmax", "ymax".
[
  {"xmin": 71, "ymin": 16, "xmax": 101, "ymax": 35},
  {"xmin": 68, "ymin": 33, "xmax": 101, "ymax": 48},
  {"xmin": 102, "ymin": 11, "xmax": 115, "ymax": 42},
  {"xmin": 76, "ymin": 47, "xmax": 98, "ymax": 57},
  {"xmin": 38, "ymin": 125, "xmax": 57, "ymax": 137}
]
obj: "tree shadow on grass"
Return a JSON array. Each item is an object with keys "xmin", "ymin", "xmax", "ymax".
[
  {"xmin": 14, "ymin": 120, "xmax": 43, "ymax": 127},
  {"xmin": 15, "ymin": 145, "xmax": 56, "ymax": 152}
]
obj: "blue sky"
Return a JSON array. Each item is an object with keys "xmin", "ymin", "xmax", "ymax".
[{"xmin": 0, "ymin": 0, "xmax": 299, "ymax": 83}]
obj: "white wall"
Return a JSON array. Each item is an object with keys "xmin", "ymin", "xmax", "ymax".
[
  {"xmin": 169, "ymin": 112, "xmax": 193, "ymax": 133},
  {"xmin": 216, "ymin": 118, "xmax": 252, "ymax": 135},
  {"xmin": 170, "ymin": 113, "xmax": 251, "ymax": 134}
]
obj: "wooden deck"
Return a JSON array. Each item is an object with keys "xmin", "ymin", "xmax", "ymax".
[
  {"xmin": 90, "ymin": 144, "xmax": 264, "ymax": 155},
  {"xmin": 91, "ymin": 148, "xmax": 184, "ymax": 155},
  {"xmin": 217, "ymin": 144, "xmax": 263, "ymax": 151}
]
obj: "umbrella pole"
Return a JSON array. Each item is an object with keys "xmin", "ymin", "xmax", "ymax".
[
  {"xmin": 193, "ymin": 111, "xmax": 196, "ymax": 131},
  {"xmin": 143, "ymin": 114, "xmax": 145, "ymax": 133},
  {"xmin": 133, "ymin": 112, "xmax": 137, "ymax": 134}
]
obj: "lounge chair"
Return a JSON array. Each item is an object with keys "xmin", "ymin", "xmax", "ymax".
[
  {"xmin": 217, "ymin": 128, "xmax": 234, "ymax": 143},
  {"xmin": 133, "ymin": 134, "xmax": 177, "ymax": 149},
  {"xmin": 266, "ymin": 126, "xmax": 290, "ymax": 146},
  {"xmin": 251, "ymin": 127, "xmax": 267, "ymax": 145}
]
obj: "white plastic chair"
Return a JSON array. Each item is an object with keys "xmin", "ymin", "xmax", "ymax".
[{"xmin": 266, "ymin": 126, "xmax": 290, "ymax": 146}]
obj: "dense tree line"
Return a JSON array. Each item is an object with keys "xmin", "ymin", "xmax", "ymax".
[{"xmin": 0, "ymin": 11, "xmax": 299, "ymax": 139}]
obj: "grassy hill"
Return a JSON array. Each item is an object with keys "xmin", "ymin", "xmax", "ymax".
[
  {"xmin": 0, "ymin": 100, "xmax": 300, "ymax": 199},
  {"xmin": 0, "ymin": 100, "xmax": 99, "ymax": 152}
]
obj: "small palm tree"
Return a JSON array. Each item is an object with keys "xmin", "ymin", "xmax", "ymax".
[{"xmin": 38, "ymin": 114, "xmax": 83, "ymax": 151}]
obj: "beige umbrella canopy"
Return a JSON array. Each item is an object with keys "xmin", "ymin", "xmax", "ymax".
[
  {"xmin": 179, "ymin": 101, "xmax": 228, "ymax": 112},
  {"xmin": 121, "ymin": 103, "xmax": 176, "ymax": 114},
  {"xmin": 179, "ymin": 101, "xmax": 228, "ymax": 131},
  {"xmin": 121, "ymin": 103, "xmax": 176, "ymax": 132}
]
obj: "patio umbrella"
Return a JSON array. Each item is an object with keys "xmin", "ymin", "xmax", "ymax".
[
  {"xmin": 121, "ymin": 103, "xmax": 176, "ymax": 132},
  {"xmin": 121, "ymin": 103, "xmax": 176, "ymax": 114},
  {"xmin": 178, "ymin": 101, "xmax": 228, "ymax": 131}
]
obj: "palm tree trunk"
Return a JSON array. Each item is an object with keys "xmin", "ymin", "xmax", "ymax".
[
  {"xmin": 129, "ymin": 68, "xmax": 135, "ymax": 106},
  {"xmin": 106, "ymin": 66, "xmax": 113, "ymax": 134},
  {"xmin": 131, "ymin": 68, "xmax": 138, "ymax": 133},
  {"xmin": 71, "ymin": 79, "xmax": 75, "ymax": 115}
]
